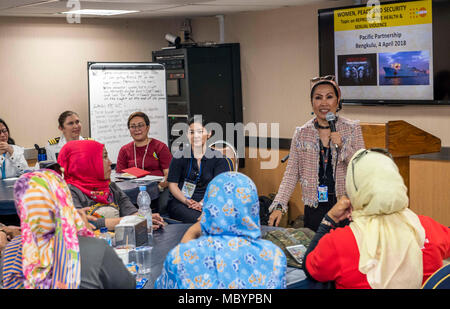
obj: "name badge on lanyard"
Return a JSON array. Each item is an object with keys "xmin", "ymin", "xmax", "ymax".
[
  {"xmin": 181, "ymin": 157, "xmax": 202, "ymax": 199},
  {"xmin": 317, "ymin": 139, "xmax": 330, "ymax": 203},
  {"xmin": 318, "ymin": 185, "xmax": 328, "ymax": 202},
  {"xmin": 182, "ymin": 180, "xmax": 197, "ymax": 199}
]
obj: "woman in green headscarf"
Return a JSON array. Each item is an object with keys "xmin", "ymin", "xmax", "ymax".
[{"xmin": 302, "ymin": 148, "xmax": 450, "ymax": 289}]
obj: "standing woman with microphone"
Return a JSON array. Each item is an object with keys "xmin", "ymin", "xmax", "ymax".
[{"xmin": 268, "ymin": 76, "xmax": 365, "ymax": 231}]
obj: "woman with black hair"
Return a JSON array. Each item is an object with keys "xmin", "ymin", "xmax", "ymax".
[
  {"xmin": 0, "ymin": 118, "xmax": 28, "ymax": 179},
  {"xmin": 268, "ymin": 76, "xmax": 365, "ymax": 231},
  {"xmin": 166, "ymin": 116, "xmax": 233, "ymax": 223},
  {"xmin": 116, "ymin": 112, "xmax": 172, "ymax": 213}
]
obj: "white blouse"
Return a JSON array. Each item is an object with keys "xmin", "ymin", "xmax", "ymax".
[{"xmin": 0, "ymin": 144, "xmax": 29, "ymax": 179}]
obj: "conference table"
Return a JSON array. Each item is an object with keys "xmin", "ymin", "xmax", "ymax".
[{"xmin": 144, "ymin": 223, "xmax": 307, "ymax": 289}]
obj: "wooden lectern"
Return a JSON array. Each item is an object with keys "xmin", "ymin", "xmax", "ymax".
[{"xmin": 360, "ymin": 121, "xmax": 441, "ymax": 193}]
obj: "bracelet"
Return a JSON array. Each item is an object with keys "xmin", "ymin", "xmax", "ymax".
[
  {"xmin": 274, "ymin": 203, "xmax": 287, "ymax": 214},
  {"xmin": 320, "ymin": 216, "xmax": 337, "ymax": 228}
]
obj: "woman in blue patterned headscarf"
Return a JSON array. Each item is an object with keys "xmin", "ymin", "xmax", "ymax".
[{"xmin": 155, "ymin": 172, "xmax": 287, "ymax": 289}]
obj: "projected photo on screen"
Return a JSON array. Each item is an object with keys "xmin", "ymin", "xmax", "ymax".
[
  {"xmin": 337, "ymin": 54, "xmax": 377, "ymax": 86},
  {"xmin": 379, "ymin": 51, "xmax": 430, "ymax": 86}
]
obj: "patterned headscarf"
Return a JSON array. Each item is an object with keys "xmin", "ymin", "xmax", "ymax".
[
  {"xmin": 57, "ymin": 140, "xmax": 111, "ymax": 205},
  {"xmin": 346, "ymin": 149, "xmax": 425, "ymax": 289},
  {"xmin": 155, "ymin": 172, "xmax": 287, "ymax": 289},
  {"xmin": 2, "ymin": 170, "xmax": 94, "ymax": 289}
]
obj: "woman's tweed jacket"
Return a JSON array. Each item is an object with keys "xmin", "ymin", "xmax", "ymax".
[{"xmin": 270, "ymin": 116, "xmax": 365, "ymax": 212}]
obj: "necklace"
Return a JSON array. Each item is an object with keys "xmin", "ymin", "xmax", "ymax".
[
  {"xmin": 134, "ymin": 139, "xmax": 151, "ymax": 169},
  {"xmin": 314, "ymin": 120, "xmax": 330, "ymax": 130}
]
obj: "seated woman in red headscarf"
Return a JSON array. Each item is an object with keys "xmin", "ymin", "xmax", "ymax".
[{"xmin": 57, "ymin": 140, "xmax": 165, "ymax": 231}]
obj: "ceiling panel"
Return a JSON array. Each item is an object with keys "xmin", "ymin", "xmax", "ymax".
[
  {"xmin": 205, "ymin": 0, "xmax": 322, "ymax": 5},
  {"xmin": 79, "ymin": 0, "xmax": 209, "ymax": 4},
  {"xmin": 0, "ymin": 1, "xmax": 181, "ymax": 17},
  {"xmin": 0, "ymin": 0, "xmax": 334, "ymax": 18},
  {"xmin": 0, "ymin": 0, "xmax": 50, "ymax": 10},
  {"xmin": 145, "ymin": 4, "xmax": 281, "ymax": 17}
]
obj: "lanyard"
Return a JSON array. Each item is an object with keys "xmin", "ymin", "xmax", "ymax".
[
  {"xmin": 186, "ymin": 156, "xmax": 203, "ymax": 184},
  {"xmin": 1, "ymin": 153, "xmax": 5, "ymax": 179},
  {"xmin": 319, "ymin": 139, "xmax": 331, "ymax": 181},
  {"xmin": 133, "ymin": 140, "xmax": 150, "ymax": 170}
]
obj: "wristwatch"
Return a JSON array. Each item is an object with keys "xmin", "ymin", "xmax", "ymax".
[{"xmin": 274, "ymin": 203, "xmax": 286, "ymax": 214}]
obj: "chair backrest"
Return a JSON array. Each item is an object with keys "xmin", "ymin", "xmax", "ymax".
[
  {"xmin": 209, "ymin": 140, "xmax": 238, "ymax": 172},
  {"xmin": 422, "ymin": 263, "xmax": 450, "ymax": 289}
]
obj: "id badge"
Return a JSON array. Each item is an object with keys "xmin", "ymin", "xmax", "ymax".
[
  {"xmin": 182, "ymin": 180, "xmax": 197, "ymax": 198},
  {"xmin": 318, "ymin": 185, "xmax": 328, "ymax": 202}
]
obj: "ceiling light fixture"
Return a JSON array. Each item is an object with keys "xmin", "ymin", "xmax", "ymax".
[{"xmin": 61, "ymin": 9, "xmax": 139, "ymax": 16}]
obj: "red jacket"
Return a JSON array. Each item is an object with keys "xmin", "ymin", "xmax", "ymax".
[{"xmin": 305, "ymin": 215, "xmax": 450, "ymax": 289}]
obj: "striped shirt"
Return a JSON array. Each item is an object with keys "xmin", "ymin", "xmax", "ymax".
[
  {"xmin": 270, "ymin": 116, "xmax": 365, "ymax": 212},
  {"xmin": 2, "ymin": 236, "xmax": 24, "ymax": 289}
]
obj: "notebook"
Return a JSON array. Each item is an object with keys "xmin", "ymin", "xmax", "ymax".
[{"xmin": 119, "ymin": 167, "xmax": 151, "ymax": 179}]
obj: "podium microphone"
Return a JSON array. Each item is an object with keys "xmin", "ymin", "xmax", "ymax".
[
  {"xmin": 281, "ymin": 154, "xmax": 289, "ymax": 163},
  {"xmin": 326, "ymin": 112, "xmax": 338, "ymax": 150}
]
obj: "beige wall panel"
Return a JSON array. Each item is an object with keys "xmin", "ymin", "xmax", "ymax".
[{"xmin": 410, "ymin": 159, "xmax": 450, "ymax": 227}]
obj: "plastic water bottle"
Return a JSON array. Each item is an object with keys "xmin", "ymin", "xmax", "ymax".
[
  {"xmin": 137, "ymin": 186, "xmax": 153, "ymax": 243},
  {"xmin": 99, "ymin": 227, "xmax": 112, "ymax": 246}
]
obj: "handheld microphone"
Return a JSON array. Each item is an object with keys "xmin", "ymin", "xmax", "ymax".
[
  {"xmin": 326, "ymin": 112, "xmax": 338, "ymax": 149},
  {"xmin": 326, "ymin": 112, "xmax": 337, "ymax": 132},
  {"xmin": 281, "ymin": 154, "xmax": 289, "ymax": 163}
]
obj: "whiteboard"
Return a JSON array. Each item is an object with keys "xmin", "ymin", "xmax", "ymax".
[{"xmin": 88, "ymin": 62, "xmax": 168, "ymax": 164}]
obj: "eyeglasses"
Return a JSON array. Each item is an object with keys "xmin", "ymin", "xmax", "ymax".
[
  {"xmin": 351, "ymin": 148, "xmax": 393, "ymax": 191},
  {"xmin": 310, "ymin": 75, "xmax": 336, "ymax": 88},
  {"xmin": 129, "ymin": 123, "xmax": 147, "ymax": 130},
  {"xmin": 0, "ymin": 129, "xmax": 8, "ymax": 135}
]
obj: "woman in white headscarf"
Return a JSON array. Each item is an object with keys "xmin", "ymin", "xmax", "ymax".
[{"xmin": 303, "ymin": 148, "xmax": 450, "ymax": 289}]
